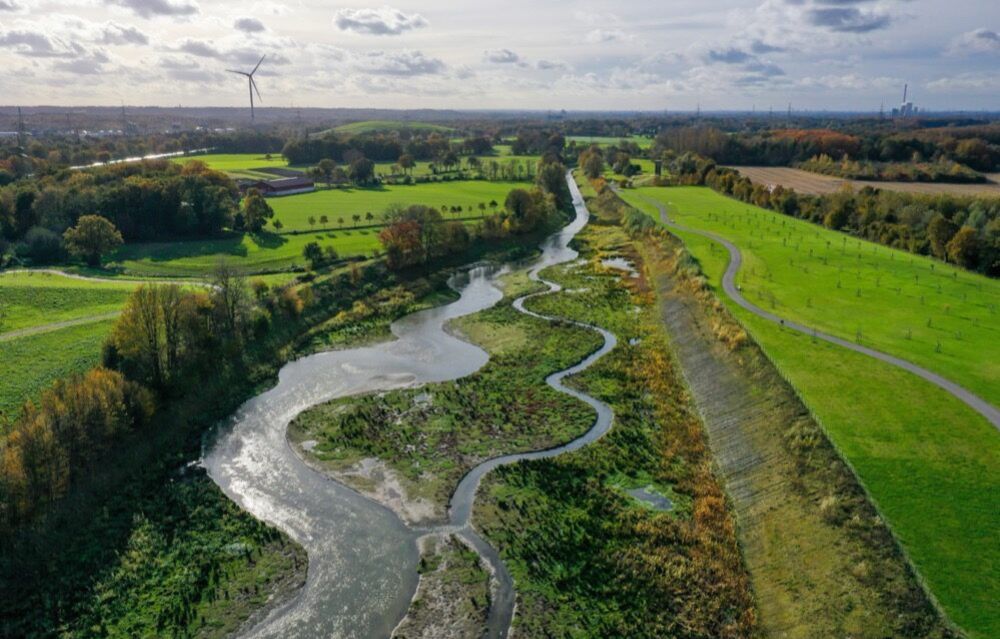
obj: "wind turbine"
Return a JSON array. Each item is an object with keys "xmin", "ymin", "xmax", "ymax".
[{"xmin": 228, "ymin": 55, "xmax": 265, "ymax": 121}]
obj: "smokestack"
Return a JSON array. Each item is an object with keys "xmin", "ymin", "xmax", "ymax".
[{"xmin": 902, "ymin": 83, "xmax": 908, "ymax": 104}]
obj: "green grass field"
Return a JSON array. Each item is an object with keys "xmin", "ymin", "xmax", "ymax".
[
  {"xmin": 331, "ymin": 120, "xmax": 455, "ymax": 135},
  {"xmin": 0, "ymin": 319, "xmax": 114, "ymax": 419},
  {"xmin": 623, "ymin": 187, "xmax": 999, "ymax": 404},
  {"xmin": 0, "ymin": 272, "xmax": 136, "ymax": 333},
  {"xmin": 173, "ymin": 153, "xmax": 288, "ymax": 179},
  {"xmin": 108, "ymin": 229, "xmax": 381, "ymax": 277},
  {"xmin": 619, "ymin": 185, "xmax": 1000, "ymax": 638},
  {"xmin": 567, "ymin": 135, "xmax": 654, "ymax": 149},
  {"xmin": 267, "ymin": 181, "xmax": 522, "ymax": 232}
]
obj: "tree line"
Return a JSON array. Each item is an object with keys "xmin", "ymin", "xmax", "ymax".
[
  {"xmin": 378, "ymin": 159, "xmax": 571, "ymax": 270},
  {"xmin": 652, "ymin": 125, "xmax": 1000, "ymax": 174},
  {"xmin": 666, "ymin": 152, "xmax": 1000, "ymax": 275},
  {"xmin": 0, "ymin": 160, "xmax": 240, "ymax": 267}
]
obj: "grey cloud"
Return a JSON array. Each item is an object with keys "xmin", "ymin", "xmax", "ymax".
[
  {"xmin": 536, "ymin": 59, "xmax": 567, "ymax": 71},
  {"xmin": 101, "ymin": 23, "xmax": 149, "ymax": 45},
  {"xmin": 0, "ymin": 1, "xmax": 19, "ymax": 11},
  {"xmin": 0, "ymin": 30, "xmax": 75, "ymax": 57},
  {"xmin": 806, "ymin": 7, "xmax": 890, "ymax": 32},
  {"xmin": 177, "ymin": 39, "xmax": 221, "ymax": 58},
  {"xmin": 947, "ymin": 29, "xmax": 1000, "ymax": 55},
  {"xmin": 362, "ymin": 50, "xmax": 445, "ymax": 76},
  {"xmin": 53, "ymin": 56, "xmax": 108, "ymax": 75},
  {"xmin": 234, "ymin": 17, "xmax": 266, "ymax": 33},
  {"xmin": 333, "ymin": 6, "xmax": 428, "ymax": 36},
  {"xmin": 744, "ymin": 60, "xmax": 785, "ymax": 77},
  {"xmin": 107, "ymin": 0, "xmax": 198, "ymax": 19},
  {"xmin": 484, "ymin": 48, "xmax": 520, "ymax": 64},
  {"xmin": 750, "ymin": 39, "xmax": 785, "ymax": 54},
  {"xmin": 707, "ymin": 47, "xmax": 752, "ymax": 64}
]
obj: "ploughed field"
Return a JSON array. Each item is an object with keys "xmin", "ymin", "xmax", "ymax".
[
  {"xmin": 730, "ymin": 165, "xmax": 1000, "ymax": 197},
  {"xmin": 619, "ymin": 185, "xmax": 1000, "ymax": 638}
]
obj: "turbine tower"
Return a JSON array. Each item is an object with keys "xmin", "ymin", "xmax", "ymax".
[{"xmin": 228, "ymin": 55, "xmax": 265, "ymax": 121}]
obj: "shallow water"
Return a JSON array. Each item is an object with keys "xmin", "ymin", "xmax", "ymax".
[{"xmin": 202, "ymin": 173, "xmax": 615, "ymax": 638}]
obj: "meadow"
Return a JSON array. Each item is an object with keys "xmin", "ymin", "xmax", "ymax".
[
  {"xmin": 567, "ymin": 135, "xmax": 655, "ymax": 149},
  {"xmin": 108, "ymin": 229, "xmax": 381, "ymax": 278},
  {"xmin": 730, "ymin": 165, "xmax": 1000, "ymax": 198},
  {"xmin": 173, "ymin": 153, "xmax": 287, "ymax": 179},
  {"xmin": 0, "ymin": 271, "xmax": 136, "ymax": 333},
  {"xmin": 0, "ymin": 319, "xmax": 113, "ymax": 419},
  {"xmin": 618, "ymin": 185, "xmax": 1000, "ymax": 638},
  {"xmin": 331, "ymin": 120, "xmax": 455, "ymax": 135},
  {"xmin": 621, "ymin": 186, "xmax": 1000, "ymax": 403},
  {"xmin": 267, "ymin": 181, "xmax": 522, "ymax": 232}
]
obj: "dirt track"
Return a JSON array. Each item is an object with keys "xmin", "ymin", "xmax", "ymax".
[{"xmin": 729, "ymin": 166, "xmax": 1000, "ymax": 197}]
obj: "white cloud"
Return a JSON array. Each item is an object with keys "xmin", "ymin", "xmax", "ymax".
[
  {"xmin": 359, "ymin": 50, "xmax": 445, "ymax": 76},
  {"xmin": 585, "ymin": 29, "xmax": 630, "ymax": 43},
  {"xmin": 333, "ymin": 6, "xmax": 428, "ymax": 36}
]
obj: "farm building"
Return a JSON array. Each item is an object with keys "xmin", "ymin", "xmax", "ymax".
[{"xmin": 248, "ymin": 176, "xmax": 315, "ymax": 197}]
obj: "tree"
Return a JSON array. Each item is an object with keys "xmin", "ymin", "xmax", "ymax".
[
  {"xmin": 308, "ymin": 215, "xmax": 316, "ymax": 230},
  {"xmin": 303, "ymin": 241, "xmax": 324, "ymax": 269},
  {"xmin": 211, "ymin": 261, "xmax": 249, "ymax": 338},
  {"xmin": 349, "ymin": 157, "xmax": 375, "ymax": 185},
  {"xmin": 337, "ymin": 216, "xmax": 345, "ymax": 228},
  {"xmin": 365, "ymin": 211, "xmax": 375, "ymax": 224},
  {"xmin": 398, "ymin": 154, "xmax": 415, "ymax": 175},
  {"xmin": 272, "ymin": 219, "xmax": 284, "ymax": 231},
  {"xmin": 317, "ymin": 158, "xmax": 337, "ymax": 187},
  {"xmin": 320, "ymin": 215, "xmax": 329, "ymax": 227},
  {"xmin": 62, "ymin": 215, "xmax": 123, "ymax": 267},
  {"xmin": 579, "ymin": 147, "xmax": 605, "ymax": 179},
  {"xmin": 946, "ymin": 226, "xmax": 979, "ymax": 269},
  {"xmin": 352, "ymin": 214, "xmax": 361, "ymax": 227},
  {"xmin": 928, "ymin": 214, "xmax": 959, "ymax": 259},
  {"xmin": 241, "ymin": 189, "xmax": 274, "ymax": 233}
]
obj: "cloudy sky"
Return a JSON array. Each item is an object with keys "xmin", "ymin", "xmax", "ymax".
[{"xmin": 0, "ymin": 0, "xmax": 997, "ymax": 111}]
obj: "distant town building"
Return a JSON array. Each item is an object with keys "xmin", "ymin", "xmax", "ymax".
[
  {"xmin": 248, "ymin": 176, "xmax": 315, "ymax": 197},
  {"xmin": 891, "ymin": 83, "xmax": 918, "ymax": 118}
]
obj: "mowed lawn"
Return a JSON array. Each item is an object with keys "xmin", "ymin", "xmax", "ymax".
[
  {"xmin": 0, "ymin": 272, "xmax": 136, "ymax": 333},
  {"xmin": 267, "ymin": 181, "xmax": 523, "ymax": 232},
  {"xmin": 109, "ymin": 229, "xmax": 383, "ymax": 278},
  {"xmin": 0, "ymin": 319, "xmax": 114, "ymax": 419},
  {"xmin": 568, "ymin": 134, "xmax": 655, "ymax": 149},
  {"xmin": 625, "ymin": 186, "xmax": 1000, "ymax": 405},
  {"xmin": 173, "ymin": 153, "xmax": 287, "ymax": 174},
  {"xmin": 619, "ymin": 185, "xmax": 1000, "ymax": 638}
]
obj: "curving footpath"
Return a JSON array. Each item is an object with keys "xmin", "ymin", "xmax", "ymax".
[
  {"xmin": 428, "ymin": 173, "xmax": 618, "ymax": 638},
  {"xmin": 0, "ymin": 312, "xmax": 121, "ymax": 342},
  {"xmin": 636, "ymin": 193, "xmax": 1000, "ymax": 431}
]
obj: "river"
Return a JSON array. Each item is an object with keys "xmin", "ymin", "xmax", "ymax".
[{"xmin": 202, "ymin": 173, "xmax": 616, "ymax": 638}]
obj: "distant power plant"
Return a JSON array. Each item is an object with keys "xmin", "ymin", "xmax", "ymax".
[{"xmin": 891, "ymin": 83, "xmax": 918, "ymax": 118}]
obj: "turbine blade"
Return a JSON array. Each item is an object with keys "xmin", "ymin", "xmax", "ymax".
[
  {"xmin": 227, "ymin": 70, "xmax": 249, "ymax": 76},
  {"xmin": 250, "ymin": 54, "xmax": 265, "ymax": 76},
  {"xmin": 251, "ymin": 77, "xmax": 262, "ymax": 102}
]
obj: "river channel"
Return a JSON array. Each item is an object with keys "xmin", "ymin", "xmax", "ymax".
[{"xmin": 202, "ymin": 173, "xmax": 616, "ymax": 638}]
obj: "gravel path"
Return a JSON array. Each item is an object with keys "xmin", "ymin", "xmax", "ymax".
[
  {"xmin": 638, "ymin": 193, "xmax": 1000, "ymax": 431},
  {"xmin": 0, "ymin": 312, "xmax": 121, "ymax": 342}
]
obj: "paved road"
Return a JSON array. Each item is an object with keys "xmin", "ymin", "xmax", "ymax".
[
  {"xmin": 0, "ymin": 312, "xmax": 121, "ymax": 342},
  {"xmin": 636, "ymin": 193, "xmax": 1000, "ymax": 431}
]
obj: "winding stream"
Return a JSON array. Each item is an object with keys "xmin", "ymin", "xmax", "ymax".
[{"xmin": 203, "ymin": 173, "xmax": 617, "ymax": 638}]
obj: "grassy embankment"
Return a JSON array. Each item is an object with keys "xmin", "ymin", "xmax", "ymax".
[
  {"xmin": 619, "ymin": 185, "xmax": 1000, "ymax": 638},
  {"xmin": 0, "ymin": 272, "xmax": 139, "ymax": 419},
  {"xmin": 289, "ymin": 268, "xmax": 602, "ymax": 522}
]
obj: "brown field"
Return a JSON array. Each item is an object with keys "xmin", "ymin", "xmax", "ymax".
[{"xmin": 729, "ymin": 166, "xmax": 1000, "ymax": 197}]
